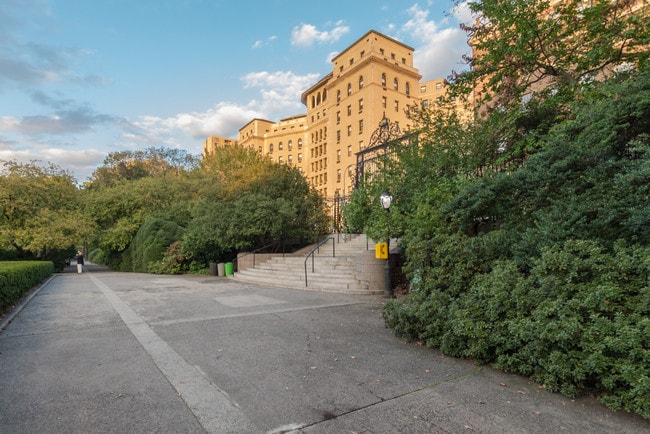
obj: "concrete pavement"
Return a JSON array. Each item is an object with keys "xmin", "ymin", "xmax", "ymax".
[{"xmin": 1, "ymin": 265, "xmax": 648, "ymax": 433}]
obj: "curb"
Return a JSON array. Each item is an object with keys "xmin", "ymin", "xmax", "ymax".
[{"xmin": 0, "ymin": 274, "xmax": 58, "ymax": 333}]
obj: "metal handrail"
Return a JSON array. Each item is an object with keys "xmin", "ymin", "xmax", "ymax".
[
  {"xmin": 233, "ymin": 240, "xmax": 284, "ymax": 271},
  {"xmin": 303, "ymin": 236, "xmax": 335, "ymax": 287}
]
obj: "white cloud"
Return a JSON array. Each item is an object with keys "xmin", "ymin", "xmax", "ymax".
[
  {"xmin": 0, "ymin": 141, "xmax": 106, "ymax": 183},
  {"xmin": 241, "ymin": 70, "xmax": 320, "ymax": 114},
  {"xmin": 400, "ymin": 3, "xmax": 471, "ymax": 80},
  {"xmin": 291, "ymin": 22, "xmax": 350, "ymax": 47},
  {"xmin": 128, "ymin": 70, "xmax": 322, "ymax": 146},
  {"xmin": 252, "ymin": 35, "xmax": 277, "ymax": 49}
]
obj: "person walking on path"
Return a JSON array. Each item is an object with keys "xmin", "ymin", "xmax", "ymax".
[{"xmin": 76, "ymin": 251, "xmax": 84, "ymax": 273}]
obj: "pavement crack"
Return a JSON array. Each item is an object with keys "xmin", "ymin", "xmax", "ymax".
[{"xmin": 294, "ymin": 367, "xmax": 485, "ymax": 431}]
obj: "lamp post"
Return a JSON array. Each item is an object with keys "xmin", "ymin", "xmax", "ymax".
[{"xmin": 380, "ymin": 191, "xmax": 393, "ymax": 298}]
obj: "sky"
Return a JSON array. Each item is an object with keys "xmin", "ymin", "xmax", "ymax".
[{"xmin": 0, "ymin": 0, "xmax": 473, "ymax": 184}]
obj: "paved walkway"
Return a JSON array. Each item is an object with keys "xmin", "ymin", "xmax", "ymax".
[{"xmin": 1, "ymin": 265, "xmax": 648, "ymax": 433}]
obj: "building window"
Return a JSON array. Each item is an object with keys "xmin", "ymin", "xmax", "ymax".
[
  {"xmin": 337, "ymin": 130, "xmax": 341, "ymax": 142},
  {"xmin": 393, "ymin": 78, "xmax": 398, "ymax": 91},
  {"xmin": 349, "ymin": 58, "xmax": 354, "ymax": 65},
  {"xmin": 269, "ymin": 143, "xmax": 274, "ymax": 153},
  {"xmin": 337, "ymin": 169, "xmax": 342, "ymax": 182},
  {"xmin": 358, "ymin": 98, "xmax": 363, "ymax": 112},
  {"xmin": 382, "ymin": 96, "xmax": 387, "ymax": 108},
  {"xmin": 394, "ymin": 100, "xmax": 399, "ymax": 112},
  {"xmin": 278, "ymin": 142, "xmax": 283, "ymax": 150},
  {"xmin": 278, "ymin": 156, "xmax": 283, "ymax": 164},
  {"xmin": 359, "ymin": 140, "xmax": 364, "ymax": 150},
  {"xmin": 337, "ymin": 90, "xmax": 341, "ymax": 102},
  {"xmin": 436, "ymin": 82, "xmax": 442, "ymax": 89},
  {"xmin": 298, "ymin": 138, "xmax": 303, "ymax": 148},
  {"xmin": 391, "ymin": 53, "xmax": 395, "ymax": 60},
  {"xmin": 348, "ymin": 145, "xmax": 352, "ymax": 156},
  {"xmin": 359, "ymin": 75, "xmax": 364, "ymax": 89},
  {"xmin": 298, "ymin": 153, "xmax": 302, "ymax": 162},
  {"xmin": 359, "ymin": 119, "xmax": 364, "ymax": 134},
  {"xmin": 347, "ymin": 83, "xmax": 352, "ymax": 96},
  {"xmin": 347, "ymin": 105, "xmax": 352, "ymax": 116},
  {"xmin": 288, "ymin": 140, "xmax": 293, "ymax": 150},
  {"xmin": 336, "ymin": 111, "xmax": 341, "ymax": 123},
  {"xmin": 347, "ymin": 125, "xmax": 352, "ymax": 136},
  {"xmin": 380, "ymin": 48, "xmax": 384, "ymax": 55},
  {"xmin": 381, "ymin": 73, "xmax": 386, "ymax": 87},
  {"xmin": 337, "ymin": 149, "xmax": 341, "ymax": 162},
  {"xmin": 288, "ymin": 155, "xmax": 293, "ymax": 164},
  {"xmin": 405, "ymin": 82, "xmax": 410, "ymax": 96},
  {"xmin": 420, "ymin": 85, "xmax": 427, "ymax": 92}
]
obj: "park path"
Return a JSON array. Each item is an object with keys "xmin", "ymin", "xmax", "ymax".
[{"xmin": 1, "ymin": 266, "xmax": 648, "ymax": 433}]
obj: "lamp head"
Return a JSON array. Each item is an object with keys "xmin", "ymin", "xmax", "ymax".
[{"xmin": 380, "ymin": 191, "xmax": 393, "ymax": 210}]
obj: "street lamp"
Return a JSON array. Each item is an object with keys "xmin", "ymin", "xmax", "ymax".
[
  {"xmin": 380, "ymin": 191, "xmax": 393, "ymax": 298},
  {"xmin": 380, "ymin": 191, "xmax": 393, "ymax": 211}
]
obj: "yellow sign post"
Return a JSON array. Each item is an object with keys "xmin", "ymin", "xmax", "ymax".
[{"xmin": 375, "ymin": 242, "xmax": 388, "ymax": 259}]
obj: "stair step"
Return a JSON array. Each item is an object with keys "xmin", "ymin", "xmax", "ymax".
[{"xmin": 231, "ymin": 234, "xmax": 385, "ymax": 295}]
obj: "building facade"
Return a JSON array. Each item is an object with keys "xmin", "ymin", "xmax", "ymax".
[{"xmin": 203, "ymin": 30, "xmax": 457, "ymax": 220}]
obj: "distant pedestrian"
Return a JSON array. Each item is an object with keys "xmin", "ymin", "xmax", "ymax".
[{"xmin": 76, "ymin": 251, "xmax": 84, "ymax": 274}]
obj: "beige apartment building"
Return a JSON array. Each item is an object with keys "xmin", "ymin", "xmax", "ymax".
[{"xmin": 204, "ymin": 30, "xmax": 453, "ymax": 211}]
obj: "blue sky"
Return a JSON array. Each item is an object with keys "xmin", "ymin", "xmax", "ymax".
[{"xmin": 0, "ymin": 0, "xmax": 472, "ymax": 183}]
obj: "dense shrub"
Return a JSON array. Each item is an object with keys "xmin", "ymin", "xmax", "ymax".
[
  {"xmin": 382, "ymin": 71, "xmax": 650, "ymax": 418},
  {"xmin": 0, "ymin": 261, "xmax": 54, "ymax": 312},
  {"xmin": 120, "ymin": 217, "xmax": 185, "ymax": 272}
]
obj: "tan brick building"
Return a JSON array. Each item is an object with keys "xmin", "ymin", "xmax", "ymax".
[{"xmin": 204, "ymin": 30, "xmax": 455, "ymax": 208}]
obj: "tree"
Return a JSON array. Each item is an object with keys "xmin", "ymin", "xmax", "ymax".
[
  {"xmin": 84, "ymin": 173, "xmax": 198, "ymax": 269},
  {"xmin": 453, "ymin": 0, "xmax": 650, "ymax": 110},
  {"xmin": 183, "ymin": 154, "xmax": 328, "ymax": 263},
  {"xmin": 0, "ymin": 160, "xmax": 91, "ymax": 268},
  {"xmin": 85, "ymin": 147, "xmax": 199, "ymax": 189}
]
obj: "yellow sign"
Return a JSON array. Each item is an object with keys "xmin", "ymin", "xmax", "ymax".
[{"xmin": 375, "ymin": 242, "xmax": 388, "ymax": 259}]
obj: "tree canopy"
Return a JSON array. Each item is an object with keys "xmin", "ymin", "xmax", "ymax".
[{"xmin": 0, "ymin": 160, "xmax": 90, "ymax": 268}]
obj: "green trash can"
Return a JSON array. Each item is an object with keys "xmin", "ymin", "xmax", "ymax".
[{"xmin": 225, "ymin": 262, "xmax": 234, "ymax": 276}]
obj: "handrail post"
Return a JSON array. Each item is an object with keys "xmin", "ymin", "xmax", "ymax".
[{"xmin": 304, "ymin": 261, "xmax": 308, "ymax": 287}]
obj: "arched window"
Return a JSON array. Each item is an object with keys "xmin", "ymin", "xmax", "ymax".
[
  {"xmin": 269, "ymin": 143, "xmax": 274, "ymax": 153},
  {"xmin": 288, "ymin": 140, "xmax": 293, "ymax": 150},
  {"xmin": 393, "ymin": 78, "xmax": 398, "ymax": 91},
  {"xmin": 311, "ymin": 96, "xmax": 315, "ymax": 108},
  {"xmin": 322, "ymin": 89, "xmax": 327, "ymax": 101},
  {"xmin": 278, "ymin": 141, "xmax": 283, "ymax": 150},
  {"xmin": 359, "ymin": 75, "xmax": 364, "ymax": 89},
  {"xmin": 317, "ymin": 93, "xmax": 321, "ymax": 105},
  {"xmin": 347, "ymin": 83, "xmax": 352, "ymax": 96},
  {"xmin": 298, "ymin": 138, "xmax": 303, "ymax": 148}
]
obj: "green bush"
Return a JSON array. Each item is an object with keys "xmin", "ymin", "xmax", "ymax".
[
  {"xmin": 0, "ymin": 261, "xmax": 54, "ymax": 312},
  {"xmin": 121, "ymin": 217, "xmax": 185, "ymax": 272},
  {"xmin": 381, "ymin": 71, "xmax": 650, "ymax": 419}
]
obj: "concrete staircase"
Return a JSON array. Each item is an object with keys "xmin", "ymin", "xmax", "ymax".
[{"xmin": 231, "ymin": 234, "xmax": 384, "ymax": 295}]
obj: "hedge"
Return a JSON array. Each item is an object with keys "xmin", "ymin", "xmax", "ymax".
[{"xmin": 0, "ymin": 261, "xmax": 54, "ymax": 312}]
